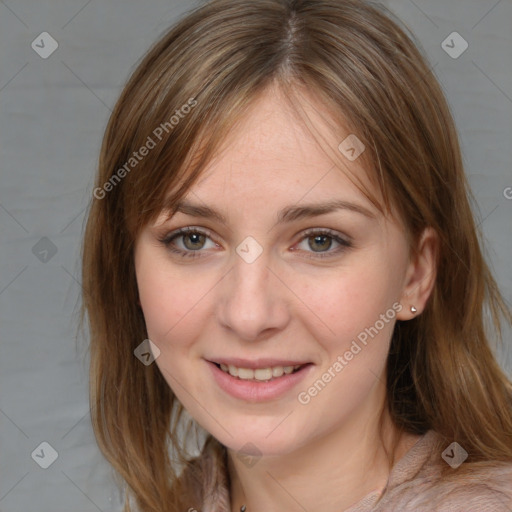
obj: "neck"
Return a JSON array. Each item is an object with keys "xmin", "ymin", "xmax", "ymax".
[{"xmin": 227, "ymin": 414, "xmax": 419, "ymax": 512}]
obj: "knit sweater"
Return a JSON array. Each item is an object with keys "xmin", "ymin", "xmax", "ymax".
[{"xmin": 178, "ymin": 430, "xmax": 512, "ymax": 511}]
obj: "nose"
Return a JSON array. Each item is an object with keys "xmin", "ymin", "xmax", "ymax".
[{"xmin": 216, "ymin": 251, "xmax": 290, "ymax": 341}]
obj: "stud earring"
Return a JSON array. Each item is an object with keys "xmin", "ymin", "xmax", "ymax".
[{"xmin": 410, "ymin": 306, "xmax": 417, "ymax": 314}]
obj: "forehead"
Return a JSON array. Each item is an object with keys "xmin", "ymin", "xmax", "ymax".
[
  {"xmin": 148, "ymin": 85, "xmax": 393, "ymax": 232},
  {"xmin": 189, "ymin": 87, "xmax": 375, "ymax": 206}
]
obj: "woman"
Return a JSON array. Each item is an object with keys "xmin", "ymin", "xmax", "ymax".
[{"xmin": 80, "ymin": 1, "xmax": 512, "ymax": 511}]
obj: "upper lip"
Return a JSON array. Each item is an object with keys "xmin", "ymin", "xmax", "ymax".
[{"xmin": 207, "ymin": 357, "xmax": 311, "ymax": 369}]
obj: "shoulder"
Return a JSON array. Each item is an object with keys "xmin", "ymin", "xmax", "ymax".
[
  {"xmin": 379, "ymin": 463, "xmax": 512, "ymax": 511},
  {"xmin": 375, "ymin": 431, "xmax": 512, "ymax": 511},
  {"xmin": 433, "ymin": 463, "xmax": 512, "ymax": 511}
]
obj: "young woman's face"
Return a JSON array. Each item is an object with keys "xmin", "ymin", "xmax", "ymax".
[{"xmin": 134, "ymin": 87, "xmax": 419, "ymax": 456}]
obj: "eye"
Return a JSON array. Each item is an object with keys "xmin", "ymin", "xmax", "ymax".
[
  {"xmin": 158, "ymin": 227, "xmax": 219, "ymax": 258},
  {"xmin": 158, "ymin": 226, "xmax": 352, "ymax": 260},
  {"xmin": 293, "ymin": 229, "xmax": 352, "ymax": 259}
]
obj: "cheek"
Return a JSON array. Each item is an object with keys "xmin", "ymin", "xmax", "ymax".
[
  {"xmin": 295, "ymin": 261, "xmax": 400, "ymax": 346},
  {"xmin": 291, "ymin": 269, "xmax": 399, "ymax": 422},
  {"xmin": 135, "ymin": 248, "xmax": 211, "ymax": 349}
]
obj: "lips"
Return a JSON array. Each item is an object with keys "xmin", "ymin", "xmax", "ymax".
[{"xmin": 207, "ymin": 359, "xmax": 314, "ymax": 402}]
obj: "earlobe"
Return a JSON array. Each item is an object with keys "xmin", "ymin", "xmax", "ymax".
[{"xmin": 396, "ymin": 227, "xmax": 438, "ymax": 320}]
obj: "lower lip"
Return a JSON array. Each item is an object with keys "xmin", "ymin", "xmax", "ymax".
[{"xmin": 207, "ymin": 360, "xmax": 314, "ymax": 402}]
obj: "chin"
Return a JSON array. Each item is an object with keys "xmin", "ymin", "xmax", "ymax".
[{"xmin": 213, "ymin": 420, "xmax": 307, "ymax": 458}]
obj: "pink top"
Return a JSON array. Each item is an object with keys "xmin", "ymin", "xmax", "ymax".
[{"xmin": 179, "ymin": 430, "xmax": 512, "ymax": 511}]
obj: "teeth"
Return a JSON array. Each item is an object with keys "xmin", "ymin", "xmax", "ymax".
[
  {"xmin": 272, "ymin": 366, "xmax": 284, "ymax": 377},
  {"xmin": 218, "ymin": 363, "xmax": 303, "ymax": 381},
  {"xmin": 254, "ymin": 368, "xmax": 273, "ymax": 380}
]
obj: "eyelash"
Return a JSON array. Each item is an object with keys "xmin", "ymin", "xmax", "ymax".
[{"xmin": 157, "ymin": 226, "xmax": 352, "ymax": 260}]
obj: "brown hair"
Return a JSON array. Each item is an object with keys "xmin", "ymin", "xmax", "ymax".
[{"xmin": 80, "ymin": 0, "xmax": 512, "ymax": 510}]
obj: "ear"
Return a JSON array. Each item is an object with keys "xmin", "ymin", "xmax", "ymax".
[{"xmin": 396, "ymin": 227, "xmax": 438, "ymax": 320}]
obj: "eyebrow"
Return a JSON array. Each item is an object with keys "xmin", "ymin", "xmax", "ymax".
[{"xmin": 164, "ymin": 198, "xmax": 376, "ymax": 227}]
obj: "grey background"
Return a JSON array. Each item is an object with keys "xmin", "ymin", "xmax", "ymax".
[{"xmin": 1, "ymin": 0, "xmax": 511, "ymax": 511}]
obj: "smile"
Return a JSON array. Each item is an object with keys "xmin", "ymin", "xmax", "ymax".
[
  {"xmin": 216, "ymin": 363, "xmax": 304, "ymax": 382},
  {"xmin": 207, "ymin": 360, "xmax": 314, "ymax": 402}
]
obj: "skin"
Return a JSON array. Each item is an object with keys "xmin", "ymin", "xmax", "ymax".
[{"xmin": 134, "ymin": 84, "xmax": 438, "ymax": 512}]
